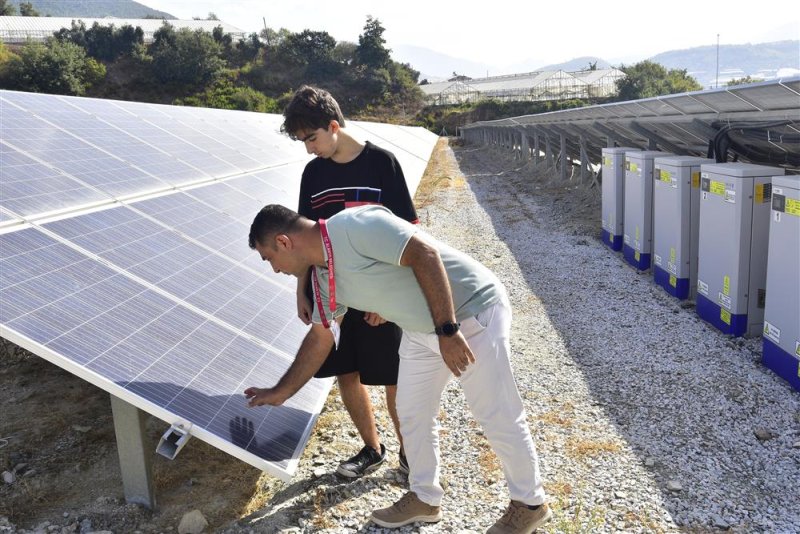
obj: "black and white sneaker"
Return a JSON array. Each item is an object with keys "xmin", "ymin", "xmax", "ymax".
[
  {"xmin": 398, "ymin": 448, "xmax": 409, "ymax": 475},
  {"xmin": 336, "ymin": 444, "xmax": 386, "ymax": 478}
]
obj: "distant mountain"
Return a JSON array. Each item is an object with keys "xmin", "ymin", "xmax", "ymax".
[
  {"xmin": 650, "ymin": 40, "xmax": 800, "ymax": 88},
  {"xmin": 537, "ymin": 56, "xmax": 613, "ymax": 72},
  {"xmin": 392, "ymin": 44, "xmax": 494, "ymax": 82},
  {"xmin": 401, "ymin": 40, "xmax": 799, "ymax": 89},
  {"xmin": 7, "ymin": 0, "xmax": 175, "ymax": 19}
]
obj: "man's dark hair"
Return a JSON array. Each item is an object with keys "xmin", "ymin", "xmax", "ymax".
[
  {"xmin": 281, "ymin": 85, "xmax": 346, "ymax": 140},
  {"xmin": 248, "ymin": 204, "xmax": 303, "ymax": 249}
]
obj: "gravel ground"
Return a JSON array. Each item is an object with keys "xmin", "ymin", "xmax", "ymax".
[{"xmin": 227, "ymin": 141, "xmax": 800, "ymax": 533}]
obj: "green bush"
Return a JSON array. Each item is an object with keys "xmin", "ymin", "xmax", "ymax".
[
  {"xmin": 176, "ymin": 75, "xmax": 279, "ymax": 112},
  {"xmin": 3, "ymin": 39, "xmax": 105, "ymax": 95},
  {"xmin": 150, "ymin": 24, "xmax": 225, "ymax": 86}
]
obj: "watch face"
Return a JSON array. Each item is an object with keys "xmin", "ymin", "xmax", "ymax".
[{"xmin": 437, "ymin": 321, "xmax": 460, "ymax": 336}]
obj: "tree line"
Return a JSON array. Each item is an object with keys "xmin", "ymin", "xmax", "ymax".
[
  {"xmin": 0, "ymin": 16, "xmax": 424, "ymax": 119},
  {"xmin": 0, "ymin": 7, "xmax": 709, "ymax": 129}
]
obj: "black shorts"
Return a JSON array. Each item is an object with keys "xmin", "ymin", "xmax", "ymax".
[{"xmin": 313, "ymin": 308, "xmax": 401, "ymax": 385}]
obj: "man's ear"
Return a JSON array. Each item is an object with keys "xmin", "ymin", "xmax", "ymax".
[
  {"xmin": 329, "ymin": 120, "xmax": 340, "ymax": 133},
  {"xmin": 275, "ymin": 234, "xmax": 292, "ymax": 250}
]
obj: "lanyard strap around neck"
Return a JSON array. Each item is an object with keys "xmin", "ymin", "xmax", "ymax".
[{"xmin": 312, "ymin": 219, "xmax": 335, "ymax": 328}]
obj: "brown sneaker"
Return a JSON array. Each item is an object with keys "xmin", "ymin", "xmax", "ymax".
[
  {"xmin": 371, "ymin": 491, "xmax": 442, "ymax": 528},
  {"xmin": 487, "ymin": 501, "xmax": 552, "ymax": 534}
]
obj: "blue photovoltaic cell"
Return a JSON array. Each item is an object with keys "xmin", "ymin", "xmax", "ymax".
[
  {"xmin": 110, "ymin": 100, "xmax": 264, "ymax": 173},
  {"xmin": 0, "ymin": 142, "xmax": 111, "ymax": 217},
  {"xmin": 225, "ymin": 174, "xmax": 290, "ymax": 205},
  {"xmin": 128, "ymin": 192, "xmax": 279, "ymax": 276},
  {"xmin": 0, "ymin": 209, "xmax": 17, "ymax": 223},
  {"xmin": 0, "ymin": 226, "xmax": 323, "ymax": 470},
  {"xmin": 184, "ymin": 183, "xmax": 266, "ymax": 224},
  {"xmin": 43, "ymin": 205, "xmax": 305, "ymax": 353},
  {"xmin": 68, "ymin": 99, "xmax": 238, "ymax": 179},
  {"xmin": 0, "ymin": 99, "xmax": 169, "ymax": 197}
]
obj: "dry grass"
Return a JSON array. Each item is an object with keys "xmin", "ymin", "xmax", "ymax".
[
  {"xmin": 538, "ymin": 406, "xmax": 575, "ymax": 428},
  {"xmin": 566, "ymin": 437, "xmax": 622, "ymax": 459},
  {"xmin": 414, "ymin": 137, "xmax": 465, "ymax": 210},
  {"xmin": 545, "ymin": 480, "xmax": 574, "ymax": 498},
  {"xmin": 310, "ymin": 487, "xmax": 337, "ymax": 529}
]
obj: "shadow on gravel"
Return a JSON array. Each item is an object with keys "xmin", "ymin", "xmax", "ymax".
[
  {"xmin": 237, "ymin": 469, "xmax": 404, "ymax": 531},
  {"xmin": 449, "ymin": 142, "xmax": 800, "ymax": 532}
]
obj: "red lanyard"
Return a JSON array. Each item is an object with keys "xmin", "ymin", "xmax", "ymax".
[{"xmin": 311, "ymin": 219, "xmax": 335, "ymax": 328}]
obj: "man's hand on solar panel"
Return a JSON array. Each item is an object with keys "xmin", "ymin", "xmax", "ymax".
[
  {"xmin": 244, "ymin": 386, "xmax": 289, "ymax": 407},
  {"xmin": 244, "ymin": 323, "xmax": 336, "ymax": 408}
]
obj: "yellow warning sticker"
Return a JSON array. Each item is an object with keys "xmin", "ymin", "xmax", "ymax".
[
  {"xmin": 709, "ymin": 180, "xmax": 726, "ymax": 195},
  {"xmin": 635, "ymin": 250, "xmax": 640, "ymax": 261},
  {"xmin": 635, "ymin": 226, "xmax": 640, "ymax": 241},
  {"xmin": 720, "ymin": 309, "xmax": 731, "ymax": 325},
  {"xmin": 669, "ymin": 275, "xmax": 677, "ymax": 288},
  {"xmin": 755, "ymin": 184, "xmax": 764, "ymax": 204},
  {"xmin": 692, "ymin": 171, "xmax": 700, "ymax": 188},
  {"xmin": 659, "ymin": 170, "xmax": 671, "ymax": 183},
  {"xmin": 670, "ymin": 247, "xmax": 676, "ymax": 263},
  {"xmin": 795, "ymin": 341, "xmax": 800, "ymax": 357},
  {"xmin": 786, "ymin": 198, "xmax": 800, "ymax": 217},
  {"xmin": 604, "ymin": 156, "xmax": 612, "ymax": 166},
  {"xmin": 723, "ymin": 275, "xmax": 730, "ymax": 296}
]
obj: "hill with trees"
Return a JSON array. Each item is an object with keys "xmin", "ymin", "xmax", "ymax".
[
  {"xmin": 4, "ymin": 0, "xmax": 174, "ymax": 18},
  {"xmin": 0, "ymin": 16, "xmax": 424, "ymax": 121},
  {"xmin": 651, "ymin": 40, "xmax": 799, "ymax": 87}
]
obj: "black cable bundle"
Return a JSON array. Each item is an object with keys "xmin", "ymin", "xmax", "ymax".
[{"xmin": 709, "ymin": 120, "xmax": 800, "ymax": 169}]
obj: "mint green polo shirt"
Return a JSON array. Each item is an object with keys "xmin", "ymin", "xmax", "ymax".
[{"xmin": 311, "ymin": 205, "xmax": 503, "ymax": 333}]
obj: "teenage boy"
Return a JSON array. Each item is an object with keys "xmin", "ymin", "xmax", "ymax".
[{"xmin": 281, "ymin": 85, "xmax": 418, "ymax": 477}]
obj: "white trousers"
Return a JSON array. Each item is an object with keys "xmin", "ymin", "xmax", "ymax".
[{"xmin": 396, "ymin": 295, "xmax": 546, "ymax": 507}]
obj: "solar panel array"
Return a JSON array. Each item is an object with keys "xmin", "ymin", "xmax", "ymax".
[
  {"xmin": 0, "ymin": 90, "xmax": 440, "ymax": 480},
  {"xmin": 460, "ymin": 77, "xmax": 800, "ymax": 170}
]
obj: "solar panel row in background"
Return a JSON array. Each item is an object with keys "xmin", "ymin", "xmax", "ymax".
[{"xmin": 0, "ymin": 89, "xmax": 440, "ymax": 480}]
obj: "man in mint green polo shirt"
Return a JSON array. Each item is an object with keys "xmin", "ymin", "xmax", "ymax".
[{"xmin": 245, "ymin": 204, "xmax": 550, "ymax": 532}]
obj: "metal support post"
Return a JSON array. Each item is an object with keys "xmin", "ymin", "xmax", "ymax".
[
  {"xmin": 560, "ymin": 134, "xmax": 567, "ymax": 181},
  {"xmin": 520, "ymin": 130, "xmax": 530, "ymax": 161},
  {"xmin": 533, "ymin": 132, "xmax": 540, "ymax": 166},
  {"xmin": 110, "ymin": 395, "xmax": 156, "ymax": 509},
  {"xmin": 580, "ymin": 134, "xmax": 589, "ymax": 183}
]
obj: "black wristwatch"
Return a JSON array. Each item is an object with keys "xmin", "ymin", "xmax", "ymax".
[{"xmin": 434, "ymin": 321, "xmax": 461, "ymax": 337}]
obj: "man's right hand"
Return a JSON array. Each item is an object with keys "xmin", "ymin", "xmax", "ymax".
[{"xmin": 297, "ymin": 294, "xmax": 313, "ymax": 325}]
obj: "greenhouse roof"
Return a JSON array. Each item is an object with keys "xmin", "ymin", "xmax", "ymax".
[{"xmin": 0, "ymin": 16, "xmax": 247, "ymax": 41}]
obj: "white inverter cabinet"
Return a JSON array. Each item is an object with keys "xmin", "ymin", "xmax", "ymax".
[
  {"xmin": 652, "ymin": 156, "xmax": 713, "ymax": 300},
  {"xmin": 696, "ymin": 163, "xmax": 785, "ymax": 337},
  {"xmin": 623, "ymin": 151, "xmax": 672, "ymax": 271},
  {"xmin": 762, "ymin": 175, "xmax": 800, "ymax": 391},
  {"xmin": 601, "ymin": 147, "xmax": 636, "ymax": 251}
]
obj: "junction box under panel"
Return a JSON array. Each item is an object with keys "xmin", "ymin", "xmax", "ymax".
[
  {"xmin": 762, "ymin": 175, "xmax": 800, "ymax": 390},
  {"xmin": 623, "ymin": 151, "xmax": 672, "ymax": 271},
  {"xmin": 601, "ymin": 147, "xmax": 636, "ymax": 251},
  {"xmin": 652, "ymin": 156, "xmax": 713, "ymax": 300},
  {"xmin": 696, "ymin": 163, "xmax": 784, "ymax": 337}
]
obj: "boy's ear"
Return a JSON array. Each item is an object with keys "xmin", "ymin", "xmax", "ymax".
[{"xmin": 329, "ymin": 120, "xmax": 340, "ymax": 133}]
